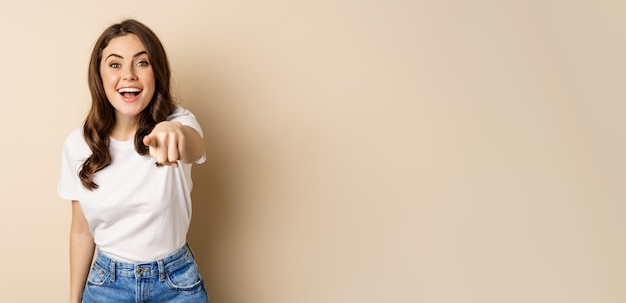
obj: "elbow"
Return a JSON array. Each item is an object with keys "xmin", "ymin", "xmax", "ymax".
[{"xmin": 181, "ymin": 126, "xmax": 205, "ymax": 163}]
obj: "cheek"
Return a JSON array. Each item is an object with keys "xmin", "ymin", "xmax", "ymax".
[
  {"xmin": 100, "ymin": 72, "xmax": 117, "ymax": 89},
  {"xmin": 145, "ymin": 70, "xmax": 156, "ymax": 87},
  {"xmin": 143, "ymin": 71, "xmax": 157, "ymax": 94},
  {"xmin": 99, "ymin": 73, "xmax": 118, "ymax": 101}
]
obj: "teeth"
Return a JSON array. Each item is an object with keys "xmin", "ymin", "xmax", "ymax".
[{"xmin": 117, "ymin": 87, "xmax": 142, "ymax": 93}]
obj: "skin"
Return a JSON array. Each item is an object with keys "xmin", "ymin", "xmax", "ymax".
[
  {"xmin": 69, "ymin": 34, "xmax": 205, "ymax": 303},
  {"xmin": 69, "ymin": 200, "xmax": 94, "ymax": 303}
]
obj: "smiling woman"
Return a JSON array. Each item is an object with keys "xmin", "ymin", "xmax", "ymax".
[
  {"xmin": 100, "ymin": 35, "xmax": 156, "ymax": 135},
  {"xmin": 58, "ymin": 19, "xmax": 208, "ymax": 303}
]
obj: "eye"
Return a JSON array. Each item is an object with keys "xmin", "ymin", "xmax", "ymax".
[
  {"xmin": 136, "ymin": 61, "xmax": 149, "ymax": 67},
  {"xmin": 109, "ymin": 62, "xmax": 121, "ymax": 68}
]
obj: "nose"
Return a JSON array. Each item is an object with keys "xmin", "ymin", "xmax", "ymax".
[{"xmin": 122, "ymin": 64, "xmax": 137, "ymax": 80}]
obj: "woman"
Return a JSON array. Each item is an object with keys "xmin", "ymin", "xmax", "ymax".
[{"xmin": 58, "ymin": 19, "xmax": 209, "ymax": 302}]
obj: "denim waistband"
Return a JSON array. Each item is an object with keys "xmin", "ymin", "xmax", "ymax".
[{"xmin": 94, "ymin": 243, "xmax": 194, "ymax": 282}]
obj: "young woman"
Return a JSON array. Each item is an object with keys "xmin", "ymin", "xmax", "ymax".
[{"xmin": 58, "ymin": 19, "xmax": 209, "ymax": 302}]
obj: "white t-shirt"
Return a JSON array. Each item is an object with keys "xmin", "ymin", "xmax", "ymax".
[{"xmin": 58, "ymin": 107, "xmax": 205, "ymax": 262}]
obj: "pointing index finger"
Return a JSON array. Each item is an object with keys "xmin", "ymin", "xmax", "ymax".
[{"xmin": 143, "ymin": 135, "xmax": 155, "ymax": 147}]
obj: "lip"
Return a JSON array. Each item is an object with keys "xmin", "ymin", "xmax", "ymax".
[
  {"xmin": 120, "ymin": 91, "xmax": 141, "ymax": 103},
  {"xmin": 117, "ymin": 86, "xmax": 143, "ymax": 103},
  {"xmin": 123, "ymin": 94, "xmax": 140, "ymax": 102}
]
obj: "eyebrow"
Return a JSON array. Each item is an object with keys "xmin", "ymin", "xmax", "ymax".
[{"xmin": 105, "ymin": 51, "xmax": 148, "ymax": 61}]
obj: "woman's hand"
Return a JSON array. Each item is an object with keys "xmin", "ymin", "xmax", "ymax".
[
  {"xmin": 143, "ymin": 121, "xmax": 185, "ymax": 167},
  {"xmin": 143, "ymin": 121, "xmax": 204, "ymax": 167}
]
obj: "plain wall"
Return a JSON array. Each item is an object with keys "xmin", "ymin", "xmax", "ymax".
[{"xmin": 1, "ymin": 0, "xmax": 624, "ymax": 302}]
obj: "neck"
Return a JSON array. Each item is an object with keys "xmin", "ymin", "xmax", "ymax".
[{"xmin": 111, "ymin": 116, "xmax": 138, "ymax": 141}]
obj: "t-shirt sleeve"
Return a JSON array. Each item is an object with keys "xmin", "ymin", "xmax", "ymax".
[
  {"xmin": 58, "ymin": 130, "xmax": 84, "ymax": 200},
  {"xmin": 167, "ymin": 106, "xmax": 206, "ymax": 164}
]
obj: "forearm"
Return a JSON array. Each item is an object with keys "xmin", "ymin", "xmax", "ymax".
[
  {"xmin": 69, "ymin": 230, "xmax": 95, "ymax": 303},
  {"xmin": 179, "ymin": 125, "xmax": 205, "ymax": 163}
]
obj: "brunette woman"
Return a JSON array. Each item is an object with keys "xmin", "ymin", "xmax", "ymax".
[{"xmin": 59, "ymin": 19, "xmax": 208, "ymax": 303}]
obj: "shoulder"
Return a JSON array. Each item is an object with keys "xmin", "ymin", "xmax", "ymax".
[
  {"xmin": 167, "ymin": 106, "xmax": 196, "ymax": 120},
  {"xmin": 62, "ymin": 128, "xmax": 90, "ymax": 158},
  {"xmin": 64, "ymin": 128, "xmax": 84, "ymax": 146},
  {"xmin": 167, "ymin": 106, "xmax": 203, "ymax": 137}
]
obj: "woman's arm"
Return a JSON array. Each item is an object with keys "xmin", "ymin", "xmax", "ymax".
[
  {"xmin": 179, "ymin": 124, "xmax": 205, "ymax": 162},
  {"xmin": 143, "ymin": 121, "xmax": 205, "ymax": 166},
  {"xmin": 69, "ymin": 200, "xmax": 95, "ymax": 303}
]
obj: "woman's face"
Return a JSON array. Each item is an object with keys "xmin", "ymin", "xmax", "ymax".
[{"xmin": 100, "ymin": 34, "xmax": 155, "ymax": 123}]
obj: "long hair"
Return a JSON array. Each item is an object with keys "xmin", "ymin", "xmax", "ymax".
[{"xmin": 79, "ymin": 19, "xmax": 175, "ymax": 190}]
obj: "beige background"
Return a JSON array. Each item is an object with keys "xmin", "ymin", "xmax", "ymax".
[{"xmin": 1, "ymin": 0, "xmax": 624, "ymax": 302}]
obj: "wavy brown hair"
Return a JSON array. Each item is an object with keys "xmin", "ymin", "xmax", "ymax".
[{"xmin": 79, "ymin": 19, "xmax": 175, "ymax": 190}]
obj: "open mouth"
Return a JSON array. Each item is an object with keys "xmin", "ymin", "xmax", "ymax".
[{"xmin": 117, "ymin": 87, "xmax": 142, "ymax": 99}]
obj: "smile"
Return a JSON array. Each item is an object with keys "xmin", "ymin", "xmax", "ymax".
[{"xmin": 117, "ymin": 87, "xmax": 143, "ymax": 101}]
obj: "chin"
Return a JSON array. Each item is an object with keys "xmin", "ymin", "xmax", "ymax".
[{"xmin": 114, "ymin": 104, "xmax": 149, "ymax": 119}]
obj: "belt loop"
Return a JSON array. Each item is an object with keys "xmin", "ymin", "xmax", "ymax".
[
  {"xmin": 158, "ymin": 259, "xmax": 165, "ymax": 282},
  {"xmin": 109, "ymin": 259, "xmax": 116, "ymax": 282}
]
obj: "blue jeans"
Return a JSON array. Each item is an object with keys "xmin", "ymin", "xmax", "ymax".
[{"xmin": 83, "ymin": 244, "xmax": 209, "ymax": 303}]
